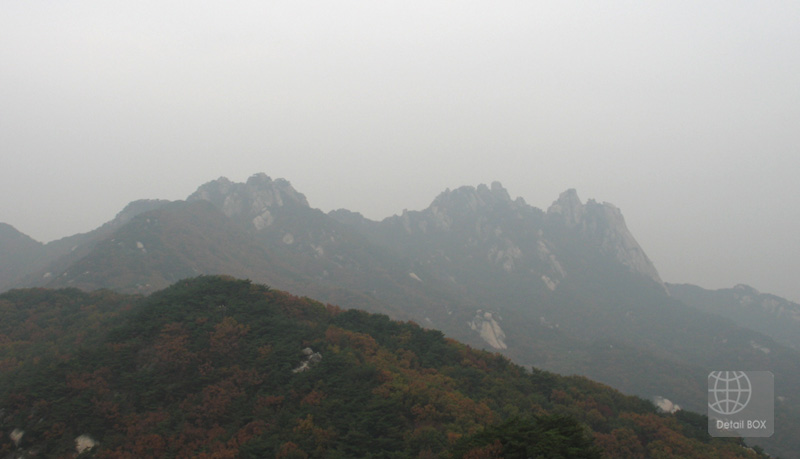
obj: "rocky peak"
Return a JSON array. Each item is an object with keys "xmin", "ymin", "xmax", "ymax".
[
  {"xmin": 546, "ymin": 189, "xmax": 584, "ymax": 227},
  {"xmin": 488, "ymin": 181, "xmax": 512, "ymax": 202},
  {"xmin": 0, "ymin": 223, "xmax": 46, "ymax": 290},
  {"xmin": 111, "ymin": 199, "xmax": 173, "ymax": 228},
  {"xmin": 188, "ymin": 174, "xmax": 309, "ymax": 230},
  {"xmin": 0, "ymin": 223, "xmax": 41, "ymax": 245},
  {"xmin": 548, "ymin": 189, "xmax": 664, "ymax": 289},
  {"xmin": 393, "ymin": 181, "xmax": 521, "ymax": 234},
  {"xmin": 429, "ymin": 181, "xmax": 517, "ymax": 215}
]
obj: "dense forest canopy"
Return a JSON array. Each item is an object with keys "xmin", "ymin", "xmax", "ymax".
[{"xmin": 0, "ymin": 276, "xmax": 763, "ymax": 458}]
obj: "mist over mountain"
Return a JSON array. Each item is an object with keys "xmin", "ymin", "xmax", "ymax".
[
  {"xmin": 669, "ymin": 283, "xmax": 800, "ymax": 351},
  {"xmin": 1, "ymin": 173, "xmax": 798, "ymax": 456}
]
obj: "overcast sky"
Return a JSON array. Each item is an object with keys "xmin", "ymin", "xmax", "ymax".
[{"xmin": 2, "ymin": 1, "xmax": 798, "ymax": 301}]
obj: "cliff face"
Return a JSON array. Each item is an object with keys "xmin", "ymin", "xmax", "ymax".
[
  {"xmin": 347, "ymin": 182, "xmax": 665, "ymax": 297},
  {"xmin": 547, "ymin": 189, "xmax": 665, "ymax": 289}
]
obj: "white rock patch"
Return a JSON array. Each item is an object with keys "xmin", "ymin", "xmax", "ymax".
[
  {"xmin": 469, "ymin": 310, "xmax": 507, "ymax": 349},
  {"xmin": 75, "ymin": 434, "xmax": 97, "ymax": 454},
  {"xmin": 292, "ymin": 347, "xmax": 322, "ymax": 373},
  {"xmin": 252, "ymin": 210, "xmax": 274, "ymax": 230},
  {"xmin": 9, "ymin": 429, "xmax": 23, "ymax": 447},
  {"xmin": 750, "ymin": 340, "xmax": 771, "ymax": 354},
  {"xmin": 542, "ymin": 275, "xmax": 558, "ymax": 291},
  {"xmin": 654, "ymin": 396, "xmax": 681, "ymax": 413}
]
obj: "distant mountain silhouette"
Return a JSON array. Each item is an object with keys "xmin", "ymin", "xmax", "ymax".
[
  {"xmin": 669, "ymin": 282, "xmax": 800, "ymax": 350},
  {"xmin": 0, "ymin": 223, "xmax": 47, "ymax": 291},
  {"xmin": 1, "ymin": 173, "xmax": 797, "ymax": 456}
]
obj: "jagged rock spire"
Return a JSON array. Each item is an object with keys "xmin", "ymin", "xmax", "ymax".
[
  {"xmin": 429, "ymin": 181, "xmax": 518, "ymax": 215},
  {"xmin": 547, "ymin": 189, "xmax": 585, "ymax": 228},
  {"xmin": 548, "ymin": 189, "xmax": 665, "ymax": 289}
]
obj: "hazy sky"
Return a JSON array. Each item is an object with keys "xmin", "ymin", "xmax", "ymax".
[{"xmin": 2, "ymin": 1, "xmax": 799, "ymax": 301}]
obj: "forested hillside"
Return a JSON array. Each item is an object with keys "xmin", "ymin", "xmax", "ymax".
[
  {"xmin": 0, "ymin": 277, "xmax": 761, "ymax": 458},
  {"xmin": 3, "ymin": 176, "xmax": 799, "ymax": 455}
]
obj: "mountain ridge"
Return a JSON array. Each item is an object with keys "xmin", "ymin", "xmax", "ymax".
[
  {"xmin": 1, "ymin": 173, "xmax": 798, "ymax": 455},
  {"xmin": 669, "ymin": 282, "xmax": 800, "ymax": 351}
]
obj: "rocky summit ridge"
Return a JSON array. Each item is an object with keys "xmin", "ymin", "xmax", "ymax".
[
  {"xmin": 371, "ymin": 181, "xmax": 664, "ymax": 291},
  {"xmin": 187, "ymin": 173, "xmax": 309, "ymax": 231},
  {"xmin": 1, "ymin": 174, "xmax": 666, "ymax": 301},
  {"xmin": 429, "ymin": 181, "xmax": 524, "ymax": 215}
]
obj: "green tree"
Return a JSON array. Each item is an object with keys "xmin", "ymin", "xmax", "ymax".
[{"xmin": 453, "ymin": 414, "xmax": 601, "ymax": 458}]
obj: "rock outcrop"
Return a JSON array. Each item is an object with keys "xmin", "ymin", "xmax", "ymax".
[
  {"xmin": 468, "ymin": 310, "xmax": 507, "ymax": 350},
  {"xmin": 188, "ymin": 173, "xmax": 309, "ymax": 231},
  {"xmin": 548, "ymin": 189, "xmax": 665, "ymax": 289},
  {"xmin": 292, "ymin": 347, "xmax": 323, "ymax": 373}
]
